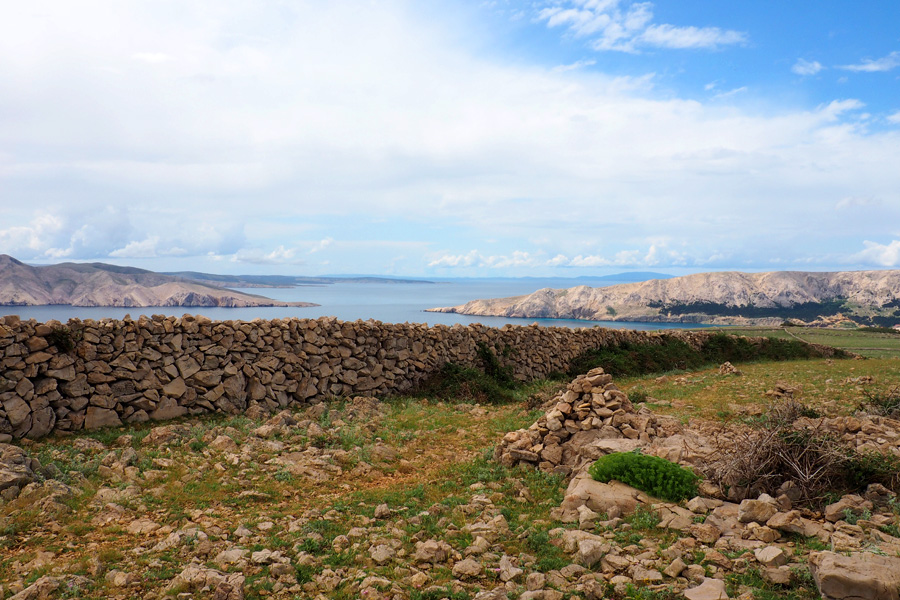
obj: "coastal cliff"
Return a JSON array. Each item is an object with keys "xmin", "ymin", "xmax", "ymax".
[
  {"xmin": 429, "ymin": 270, "xmax": 900, "ymax": 326},
  {"xmin": 0, "ymin": 255, "xmax": 316, "ymax": 308}
]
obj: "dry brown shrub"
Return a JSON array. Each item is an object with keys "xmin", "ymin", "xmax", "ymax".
[{"xmin": 705, "ymin": 399, "xmax": 853, "ymax": 505}]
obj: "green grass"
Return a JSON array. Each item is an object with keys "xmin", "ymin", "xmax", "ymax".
[
  {"xmin": 712, "ymin": 326, "xmax": 900, "ymax": 358},
  {"xmin": 616, "ymin": 357, "xmax": 900, "ymax": 421},
  {"xmin": 726, "ymin": 567, "xmax": 819, "ymax": 600},
  {"xmin": 568, "ymin": 333, "xmax": 836, "ymax": 379}
]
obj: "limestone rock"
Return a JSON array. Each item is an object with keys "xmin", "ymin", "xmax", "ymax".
[
  {"xmin": 84, "ymin": 407, "xmax": 122, "ymax": 430},
  {"xmin": 166, "ymin": 564, "xmax": 244, "ymax": 600},
  {"xmin": 150, "ymin": 397, "xmax": 188, "ymax": 421},
  {"xmin": 370, "ymin": 544, "xmax": 396, "ymax": 565},
  {"xmin": 452, "ymin": 557, "xmax": 483, "ymax": 578},
  {"xmin": 556, "ymin": 477, "xmax": 648, "ymax": 522},
  {"xmin": 664, "ymin": 557, "xmax": 686, "ymax": 578},
  {"xmin": 499, "ymin": 554, "xmax": 523, "ymax": 582},
  {"xmin": 8, "ymin": 576, "xmax": 92, "ymax": 600},
  {"xmin": 754, "ymin": 546, "xmax": 788, "ymax": 568},
  {"xmin": 684, "ymin": 577, "xmax": 730, "ymax": 600},
  {"xmin": 809, "ymin": 551, "xmax": 900, "ymax": 600},
  {"xmin": 738, "ymin": 498, "xmax": 778, "ymax": 524},
  {"xmin": 824, "ymin": 495, "xmax": 873, "ymax": 523},
  {"xmin": 413, "ymin": 539, "xmax": 452, "ymax": 564}
]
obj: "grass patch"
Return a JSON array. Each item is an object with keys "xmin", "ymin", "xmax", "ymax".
[
  {"xmin": 568, "ymin": 333, "xmax": 835, "ymax": 378},
  {"xmin": 715, "ymin": 326, "xmax": 900, "ymax": 358}
]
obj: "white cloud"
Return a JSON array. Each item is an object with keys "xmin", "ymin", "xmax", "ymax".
[
  {"xmin": 638, "ymin": 24, "xmax": 747, "ymax": 50},
  {"xmin": 712, "ymin": 86, "xmax": 747, "ymax": 100},
  {"xmin": 838, "ymin": 51, "xmax": 900, "ymax": 73},
  {"xmin": 428, "ymin": 244, "xmax": 697, "ymax": 269},
  {"xmin": 0, "ymin": 2, "xmax": 899, "ymax": 275},
  {"xmin": 0, "ymin": 212, "xmax": 64, "ymax": 255},
  {"xmin": 835, "ymin": 197, "xmax": 880, "ymax": 210},
  {"xmin": 552, "ymin": 59, "xmax": 597, "ymax": 72},
  {"xmin": 817, "ymin": 98, "xmax": 865, "ymax": 121},
  {"xmin": 233, "ymin": 246, "xmax": 303, "ymax": 265},
  {"xmin": 887, "ymin": 111, "xmax": 900, "ymax": 124},
  {"xmin": 853, "ymin": 240, "xmax": 900, "ymax": 267},
  {"xmin": 308, "ymin": 238, "xmax": 334, "ymax": 254},
  {"xmin": 428, "ymin": 250, "xmax": 481, "ymax": 268},
  {"xmin": 131, "ymin": 52, "xmax": 173, "ymax": 64},
  {"xmin": 537, "ymin": 1, "xmax": 746, "ymax": 53},
  {"xmin": 792, "ymin": 58, "xmax": 824, "ymax": 76},
  {"xmin": 110, "ymin": 237, "xmax": 161, "ymax": 258}
]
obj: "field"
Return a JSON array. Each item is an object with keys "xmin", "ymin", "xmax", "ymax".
[
  {"xmin": 2, "ymin": 336, "xmax": 900, "ymax": 599},
  {"xmin": 708, "ymin": 326, "xmax": 900, "ymax": 359}
]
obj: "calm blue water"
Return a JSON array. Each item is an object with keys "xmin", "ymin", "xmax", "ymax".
[{"xmin": 0, "ymin": 278, "xmax": 697, "ymax": 331}]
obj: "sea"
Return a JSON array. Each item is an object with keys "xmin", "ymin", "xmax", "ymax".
[{"xmin": 0, "ymin": 278, "xmax": 699, "ymax": 331}]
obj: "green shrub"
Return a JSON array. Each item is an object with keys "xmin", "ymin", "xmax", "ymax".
[
  {"xmin": 413, "ymin": 360, "xmax": 518, "ymax": 404},
  {"xmin": 475, "ymin": 342, "xmax": 515, "ymax": 387},
  {"xmin": 859, "ymin": 326, "xmax": 900, "ymax": 335},
  {"xmin": 47, "ymin": 325, "xmax": 78, "ymax": 353},
  {"xmin": 588, "ymin": 451, "xmax": 699, "ymax": 502},
  {"xmin": 568, "ymin": 333, "xmax": 837, "ymax": 378}
]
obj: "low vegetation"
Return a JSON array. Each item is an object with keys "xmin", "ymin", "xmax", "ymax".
[
  {"xmin": 707, "ymin": 397, "xmax": 900, "ymax": 504},
  {"xmin": 650, "ymin": 299, "xmax": 848, "ymax": 321},
  {"xmin": 567, "ymin": 333, "xmax": 836, "ymax": 378},
  {"xmin": 712, "ymin": 325, "xmax": 900, "ymax": 358},
  {"xmin": 588, "ymin": 451, "xmax": 699, "ymax": 502}
]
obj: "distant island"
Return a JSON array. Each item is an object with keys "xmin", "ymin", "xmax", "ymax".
[
  {"xmin": 428, "ymin": 270, "xmax": 900, "ymax": 327},
  {"xmin": 164, "ymin": 271, "xmax": 435, "ymax": 288},
  {"xmin": 0, "ymin": 255, "xmax": 316, "ymax": 308}
]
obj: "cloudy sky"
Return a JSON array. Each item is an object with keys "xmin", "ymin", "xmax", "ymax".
[{"xmin": 1, "ymin": 1, "xmax": 899, "ymax": 277}]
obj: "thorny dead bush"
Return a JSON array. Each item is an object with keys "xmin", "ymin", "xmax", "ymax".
[
  {"xmin": 858, "ymin": 385, "xmax": 900, "ymax": 419},
  {"xmin": 705, "ymin": 399, "xmax": 900, "ymax": 506}
]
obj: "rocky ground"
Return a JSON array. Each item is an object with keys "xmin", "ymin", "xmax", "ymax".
[{"xmin": 2, "ymin": 359, "xmax": 900, "ymax": 600}]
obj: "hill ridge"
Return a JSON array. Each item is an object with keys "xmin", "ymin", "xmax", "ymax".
[
  {"xmin": 0, "ymin": 255, "xmax": 316, "ymax": 308},
  {"xmin": 428, "ymin": 269, "xmax": 900, "ymax": 326}
]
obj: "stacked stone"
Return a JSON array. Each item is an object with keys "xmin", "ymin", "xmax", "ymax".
[
  {"xmin": 0, "ymin": 313, "xmax": 832, "ymax": 440},
  {"xmin": 496, "ymin": 367, "xmax": 676, "ymax": 474}
]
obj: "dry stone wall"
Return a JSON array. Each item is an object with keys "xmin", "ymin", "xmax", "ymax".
[{"xmin": 0, "ymin": 314, "xmax": 741, "ymax": 439}]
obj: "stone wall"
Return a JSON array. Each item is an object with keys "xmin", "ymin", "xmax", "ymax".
[{"xmin": 0, "ymin": 314, "xmax": 744, "ymax": 439}]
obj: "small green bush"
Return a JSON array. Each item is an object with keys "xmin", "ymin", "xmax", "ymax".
[
  {"xmin": 588, "ymin": 450, "xmax": 699, "ymax": 502},
  {"xmin": 47, "ymin": 325, "xmax": 77, "ymax": 353}
]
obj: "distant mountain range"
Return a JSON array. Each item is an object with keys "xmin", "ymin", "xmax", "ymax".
[
  {"xmin": 429, "ymin": 270, "xmax": 900, "ymax": 327},
  {"xmin": 163, "ymin": 271, "xmax": 434, "ymax": 288},
  {"xmin": 0, "ymin": 255, "xmax": 315, "ymax": 308}
]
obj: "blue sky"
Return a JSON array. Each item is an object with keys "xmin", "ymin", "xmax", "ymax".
[{"xmin": 1, "ymin": 0, "xmax": 899, "ymax": 277}]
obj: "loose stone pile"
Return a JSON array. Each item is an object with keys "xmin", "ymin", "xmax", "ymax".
[{"xmin": 495, "ymin": 368, "xmax": 683, "ymax": 475}]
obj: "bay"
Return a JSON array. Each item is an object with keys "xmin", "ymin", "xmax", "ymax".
[{"xmin": 0, "ymin": 277, "xmax": 698, "ymax": 331}]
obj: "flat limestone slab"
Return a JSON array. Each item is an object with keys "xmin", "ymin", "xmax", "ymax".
[{"xmin": 809, "ymin": 551, "xmax": 900, "ymax": 600}]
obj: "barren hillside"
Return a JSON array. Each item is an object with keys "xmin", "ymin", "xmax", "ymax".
[
  {"xmin": 429, "ymin": 270, "xmax": 900, "ymax": 326},
  {"xmin": 0, "ymin": 255, "xmax": 315, "ymax": 308}
]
